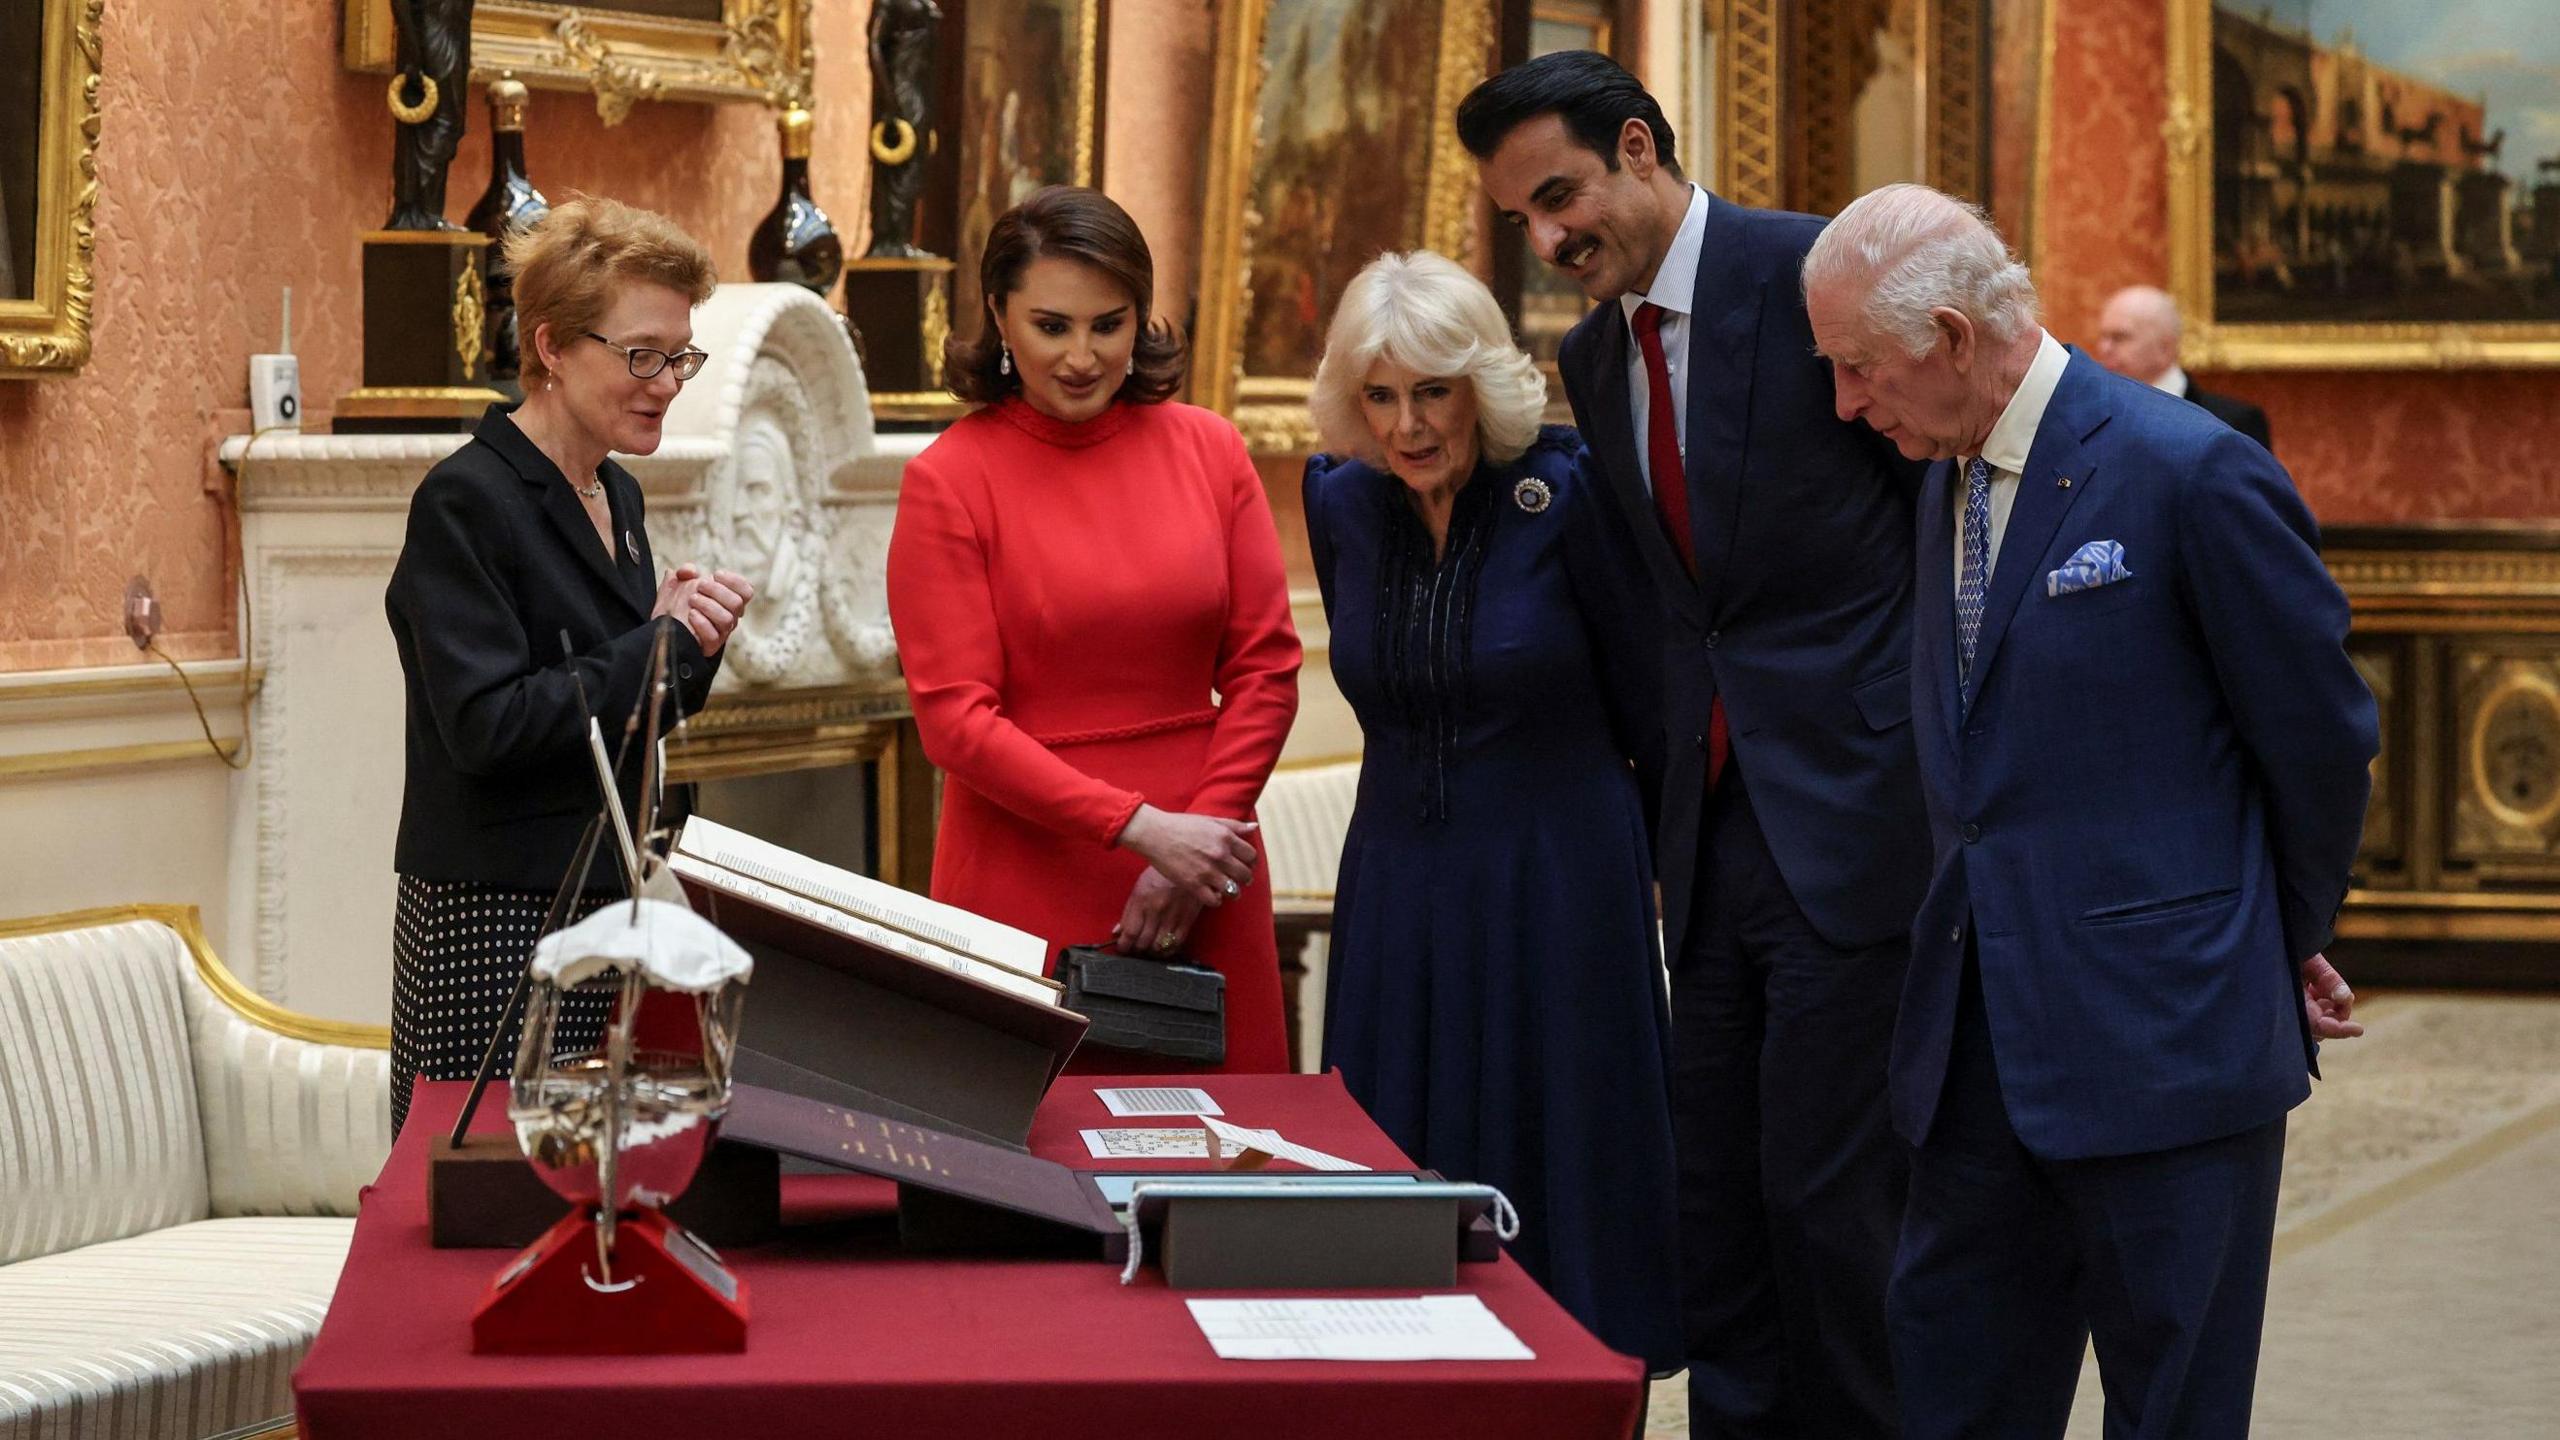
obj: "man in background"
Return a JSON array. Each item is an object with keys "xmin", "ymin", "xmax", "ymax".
[{"xmin": 2094, "ymin": 284, "xmax": 2273, "ymax": 450}]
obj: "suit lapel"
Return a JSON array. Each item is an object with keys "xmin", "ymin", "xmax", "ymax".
[
  {"xmin": 530, "ymin": 468, "xmax": 645, "ymax": 616},
  {"xmin": 477, "ymin": 407, "xmax": 651, "ymax": 623},
  {"xmin": 1962, "ymin": 354, "xmax": 2111, "ymax": 708},
  {"xmin": 603, "ymin": 469, "xmax": 658, "ymax": 616},
  {"xmin": 1579, "ymin": 306, "xmax": 1700, "ymax": 605},
  {"xmin": 1683, "ymin": 195, "xmax": 1763, "ymax": 619}
]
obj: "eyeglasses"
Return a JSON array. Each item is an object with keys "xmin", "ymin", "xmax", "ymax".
[{"xmin": 583, "ymin": 331, "xmax": 710, "ymax": 381}]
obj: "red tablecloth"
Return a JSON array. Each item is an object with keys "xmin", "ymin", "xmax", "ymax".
[{"xmin": 293, "ymin": 1075, "xmax": 1643, "ymax": 1439}]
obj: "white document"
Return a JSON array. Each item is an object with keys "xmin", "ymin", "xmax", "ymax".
[
  {"xmin": 1200, "ymin": 1114, "xmax": 1368, "ymax": 1172},
  {"xmin": 1082, "ymin": 1127, "xmax": 1248, "ymax": 1160},
  {"xmin": 1077, "ymin": 1122, "xmax": 1366, "ymax": 1170},
  {"xmin": 1097, "ymin": 1086, "xmax": 1223, "ymax": 1118},
  {"xmin": 1185, "ymin": 1296, "xmax": 1535, "ymax": 1362}
]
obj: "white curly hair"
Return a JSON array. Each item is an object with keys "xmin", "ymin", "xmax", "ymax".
[
  {"xmin": 1800, "ymin": 183, "xmax": 2039, "ymax": 359},
  {"xmin": 1309, "ymin": 250, "xmax": 1548, "ymax": 466}
]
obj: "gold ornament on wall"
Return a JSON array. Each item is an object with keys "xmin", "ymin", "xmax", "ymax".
[
  {"xmin": 453, "ymin": 265, "xmax": 488, "ymax": 380},
  {"xmin": 920, "ymin": 277, "xmax": 950, "ymax": 389},
  {"xmin": 870, "ymin": 118, "xmax": 920, "ymax": 167}
]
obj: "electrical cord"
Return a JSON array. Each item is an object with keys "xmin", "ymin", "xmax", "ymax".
[{"xmin": 145, "ymin": 422, "xmax": 294, "ymax": 770}]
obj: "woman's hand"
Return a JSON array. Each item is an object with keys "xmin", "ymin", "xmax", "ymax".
[
  {"xmin": 1115, "ymin": 804, "xmax": 1258, "ymax": 905},
  {"xmin": 683, "ymin": 569, "xmax": 756, "ymax": 657},
  {"xmin": 650, "ymin": 565, "xmax": 713, "ymax": 651},
  {"xmin": 1112, "ymin": 869, "xmax": 1204, "ymax": 958}
]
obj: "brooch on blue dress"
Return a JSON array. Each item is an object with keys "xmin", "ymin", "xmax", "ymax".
[{"xmin": 1512, "ymin": 477, "xmax": 1552, "ymax": 514}]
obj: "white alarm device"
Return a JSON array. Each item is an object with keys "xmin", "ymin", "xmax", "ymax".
[{"xmin": 248, "ymin": 286, "xmax": 302, "ymax": 433}]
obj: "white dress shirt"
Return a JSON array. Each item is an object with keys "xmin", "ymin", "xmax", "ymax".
[
  {"xmin": 1954, "ymin": 329, "xmax": 2070, "ymax": 599},
  {"xmin": 2148, "ymin": 363, "xmax": 2190, "ymax": 397},
  {"xmin": 1618, "ymin": 184, "xmax": 1712, "ymax": 496}
]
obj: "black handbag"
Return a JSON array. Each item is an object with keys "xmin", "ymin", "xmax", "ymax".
[{"xmin": 1057, "ymin": 945, "xmax": 1226, "ymax": 1065}]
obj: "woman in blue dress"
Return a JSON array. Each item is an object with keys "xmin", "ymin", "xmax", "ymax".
[{"xmin": 1304, "ymin": 251, "xmax": 1680, "ymax": 1372}]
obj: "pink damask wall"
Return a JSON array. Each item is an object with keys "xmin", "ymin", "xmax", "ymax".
[
  {"xmin": 0, "ymin": 0, "xmax": 872, "ymax": 671},
  {"xmin": 2038, "ymin": 0, "xmax": 2560, "ymax": 525}
]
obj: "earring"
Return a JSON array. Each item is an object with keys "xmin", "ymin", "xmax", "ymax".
[
  {"xmin": 544, "ymin": 376, "xmax": 555, "ymax": 392},
  {"xmin": 1126, "ymin": 356, "xmax": 1135, "ymax": 379},
  {"xmin": 1000, "ymin": 345, "xmax": 1013, "ymax": 377}
]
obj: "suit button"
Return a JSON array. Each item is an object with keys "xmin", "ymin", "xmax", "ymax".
[
  {"xmin": 1695, "ymin": 733, "xmax": 1710, "ymax": 752},
  {"xmin": 1949, "ymin": 924, "xmax": 1964, "ymax": 944},
  {"xmin": 680, "ymin": 664, "xmax": 695, "ymax": 680},
  {"xmin": 1705, "ymin": 630, "xmax": 1721, "ymax": 649},
  {"xmin": 1961, "ymin": 823, "xmax": 1981, "ymax": 844}
]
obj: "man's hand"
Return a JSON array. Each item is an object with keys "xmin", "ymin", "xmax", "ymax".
[{"xmin": 2301, "ymin": 952, "xmax": 2364, "ymax": 1040}]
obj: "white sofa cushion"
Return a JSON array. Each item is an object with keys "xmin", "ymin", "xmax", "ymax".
[
  {"xmin": 0, "ymin": 1216, "xmax": 352, "ymax": 1440},
  {"xmin": 182, "ymin": 967, "xmax": 390, "ymax": 1219},
  {"xmin": 0, "ymin": 923, "xmax": 209, "ymax": 1266}
]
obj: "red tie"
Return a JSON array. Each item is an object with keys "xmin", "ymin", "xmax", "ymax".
[{"xmin": 1632, "ymin": 302, "xmax": 1728, "ymax": 789}]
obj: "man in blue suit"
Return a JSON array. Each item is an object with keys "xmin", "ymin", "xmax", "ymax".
[
  {"xmin": 1802, "ymin": 183, "xmax": 2376, "ymax": 1438},
  {"xmin": 1461, "ymin": 53, "xmax": 1929, "ymax": 1438}
]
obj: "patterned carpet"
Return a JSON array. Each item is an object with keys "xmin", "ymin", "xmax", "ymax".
[{"xmin": 1643, "ymin": 992, "xmax": 2560, "ymax": 1438}]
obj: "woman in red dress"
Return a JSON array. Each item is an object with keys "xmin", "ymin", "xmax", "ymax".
[{"xmin": 886, "ymin": 187, "xmax": 1302, "ymax": 1073}]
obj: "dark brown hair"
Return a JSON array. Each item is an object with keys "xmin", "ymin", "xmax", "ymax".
[{"xmin": 946, "ymin": 185, "xmax": 1187, "ymax": 406}]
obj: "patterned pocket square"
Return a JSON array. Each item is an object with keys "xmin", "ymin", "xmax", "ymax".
[{"xmin": 2047, "ymin": 540, "xmax": 2133, "ymax": 598}]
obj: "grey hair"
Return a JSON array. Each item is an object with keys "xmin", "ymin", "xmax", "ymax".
[
  {"xmin": 1801, "ymin": 183, "xmax": 2039, "ymax": 359},
  {"xmin": 1309, "ymin": 250, "xmax": 1547, "ymax": 466}
]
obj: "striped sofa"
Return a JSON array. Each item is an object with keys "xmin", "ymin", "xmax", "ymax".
[{"xmin": 0, "ymin": 906, "xmax": 392, "ymax": 1440}]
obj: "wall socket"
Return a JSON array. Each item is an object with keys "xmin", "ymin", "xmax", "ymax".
[{"xmin": 124, "ymin": 575, "xmax": 162, "ymax": 651}]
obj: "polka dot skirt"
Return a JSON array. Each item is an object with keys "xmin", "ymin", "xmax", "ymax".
[{"xmin": 390, "ymin": 874, "xmax": 615, "ymax": 1137}]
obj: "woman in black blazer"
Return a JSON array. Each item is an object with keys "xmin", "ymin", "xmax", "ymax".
[{"xmin": 382, "ymin": 198, "xmax": 753, "ymax": 1134}]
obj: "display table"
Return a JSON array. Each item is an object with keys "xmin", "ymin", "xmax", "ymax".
[{"xmin": 293, "ymin": 1074, "xmax": 1643, "ymax": 1439}]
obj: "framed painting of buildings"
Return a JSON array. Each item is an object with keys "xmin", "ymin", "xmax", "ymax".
[
  {"xmin": 2169, "ymin": 0, "xmax": 2560, "ymax": 368},
  {"xmin": 1193, "ymin": 0, "xmax": 1495, "ymax": 453}
]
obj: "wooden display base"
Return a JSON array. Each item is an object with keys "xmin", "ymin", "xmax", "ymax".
[{"xmin": 428, "ymin": 1130, "xmax": 781, "ymax": 1250}]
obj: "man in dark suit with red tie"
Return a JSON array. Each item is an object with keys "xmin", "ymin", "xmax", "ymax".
[{"xmin": 1460, "ymin": 52, "xmax": 1927, "ymax": 1439}]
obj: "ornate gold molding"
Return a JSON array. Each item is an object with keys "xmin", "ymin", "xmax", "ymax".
[
  {"xmin": 1713, "ymin": 0, "xmax": 1783, "ymax": 209},
  {"xmin": 1071, "ymin": 0, "xmax": 1104, "ymax": 186},
  {"xmin": 0, "ymin": 904, "xmax": 391, "ymax": 1049},
  {"xmin": 0, "ymin": 0, "xmax": 104, "ymax": 378},
  {"xmin": 1926, "ymin": 0, "xmax": 1984, "ymax": 202},
  {"xmin": 345, "ymin": 1, "xmax": 816, "ymax": 124}
]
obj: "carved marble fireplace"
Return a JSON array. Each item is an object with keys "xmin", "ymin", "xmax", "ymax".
[{"xmin": 216, "ymin": 283, "xmax": 929, "ymax": 1023}]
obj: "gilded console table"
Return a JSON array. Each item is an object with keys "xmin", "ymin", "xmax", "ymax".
[{"xmin": 2329, "ymin": 523, "xmax": 2560, "ymax": 984}]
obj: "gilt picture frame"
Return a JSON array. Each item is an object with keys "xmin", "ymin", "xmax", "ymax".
[
  {"xmin": 345, "ymin": 0, "xmax": 817, "ymax": 124},
  {"xmin": 2167, "ymin": 0, "xmax": 2560, "ymax": 369},
  {"xmin": 0, "ymin": 0, "xmax": 103, "ymax": 379},
  {"xmin": 1193, "ymin": 0, "xmax": 1495, "ymax": 454}
]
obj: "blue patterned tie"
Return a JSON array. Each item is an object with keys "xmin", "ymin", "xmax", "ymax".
[{"xmin": 1957, "ymin": 456, "xmax": 1993, "ymax": 696}]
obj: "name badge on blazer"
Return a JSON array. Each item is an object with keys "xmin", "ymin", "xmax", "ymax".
[{"xmin": 2047, "ymin": 540, "xmax": 2132, "ymax": 598}]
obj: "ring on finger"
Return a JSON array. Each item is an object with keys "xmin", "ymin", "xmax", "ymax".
[
  {"xmin": 1222, "ymin": 879, "xmax": 1239, "ymax": 898},
  {"xmin": 1155, "ymin": 932, "xmax": 1178, "ymax": 953}
]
